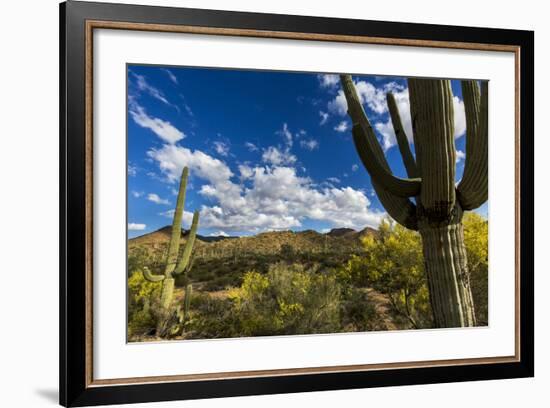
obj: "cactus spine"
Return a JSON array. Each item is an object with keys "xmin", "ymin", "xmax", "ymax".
[
  {"xmin": 142, "ymin": 167, "xmax": 200, "ymax": 330},
  {"xmin": 340, "ymin": 75, "xmax": 487, "ymax": 328}
]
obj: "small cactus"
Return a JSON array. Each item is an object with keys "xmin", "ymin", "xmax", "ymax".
[{"xmin": 142, "ymin": 167, "xmax": 200, "ymax": 332}]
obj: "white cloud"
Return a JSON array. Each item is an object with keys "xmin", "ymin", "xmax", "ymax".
[
  {"xmin": 196, "ymin": 166, "xmax": 386, "ymax": 232},
  {"xmin": 128, "ymin": 162, "xmax": 138, "ymax": 177},
  {"xmin": 132, "ymin": 73, "xmax": 171, "ymax": 105},
  {"xmin": 149, "ymin": 143, "xmax": 386, "ymax": 232},
  {"xmin": 326, "ymin": 79, "xmax": 466, "ymax": 151},
  {"xmin": 276, "ymin": 123, "xmax": 293, "ymax": 147},
  {"xmin": 209, "ymin": 230, "xmax": 229, "ymax": 237},
  {"xmin": 129, "ymin": 103, "xmax": 185, "ymax": 144},
  {"xmin": 131, "ymin": 191, "xmax": 143, "ymax": 198},
  {"xmin": 238, "ymin": 164, "xmax": 254, "ymax": 180},
  {"xmin": 128, "ymin": 223, "xmax": 146, "ymax": 231},
  {"xmin": 373, "ymin": 88, "xmax": 466, "ymax": 151},
  {"xmin": 262, "ymin": 146, "xmax": 297, "ymax": 166},
  {"xmin": 319, "ymin": 111, "xmax": 329, "ymax": 125},
  {"xmin": 334, "ymin": 121, "xmax": 349, "ymax": 133},
  {"xmin": 162, "ymin": 68, "xmax": 178, "ymax": 84},
  {"xmin": 328, "ymin": 80, "xmax": 404, "ymax": 116},
  {"xmin": 213, "ymin": 141, "xmax": 229, "ymax": 157},
  {"xmin": 456, "ymin": 149, "xmax": 466, "ymax": 163},
  {"xmin": 352, "ymin": 164, "xmax": 359, "ymax": 172},
  {"xmin": 147, "ymin": 193, "xmax": 171, "ymax": 205},
  {"xmin": 317, "ymin": 74, "xmax": 340, "ymax": 89},
  {"xmin": 327, "ymin": 177, "xmax": 341, "ymax": 184},
  {"xmin": 452, "ymin": 96, "xmax": 467, "ymax": 138},
  {"xmin": 300, "ymin": 139, "xmax": 319, "ymax": 151},
  {"xmin": 245, "ymin": 142, "xmax": 259, "ymax": 152}
]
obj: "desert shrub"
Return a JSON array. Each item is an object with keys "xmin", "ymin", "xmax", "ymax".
[
  {"xmin": 339, "ymin": 215, "xmax": 489, "ymax": 329},
  {"xmin": 127, "ymin": 269, "xmax": 161, "ymax": 337},
  {"xmin": 339, "ymin": 220, "xmax": 433, "ymax": 329},
  {"xmin": 339, "ymin": 287, "xmax": 386, "ymax": 332},
  {"xmin": 228, "ymin": 263, "xmax": 341, "ymax": 336},
  {"xmin": 463, "ymin": 213, "xmax": 489, "ymax": 325},
  {"xmin": 186, "ymin": 293, "xmax": 240, "ymax": 339}
]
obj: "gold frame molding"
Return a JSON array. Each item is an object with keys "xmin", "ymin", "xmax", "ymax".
[{"xmin": 84, "ymin": 20, "xmax": 521, "ymax": 388}]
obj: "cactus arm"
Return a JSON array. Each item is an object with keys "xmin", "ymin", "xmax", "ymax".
[
  {"xmin": 164, "ymin": 167, "xmax": 189, "ymax": 277},
  {"xmin": 142, "ymin": 267, "xmax": 165, "ymax": 282},
  {"xmin": 408, "ymin": 78, "xmax": 456, "ymax": 219},
  {"xmin": 340, "ymin": 75, "xmax": 421, "ymax": 198},
  {"xmin": 374, "ymin": 181, "xmax": 419, "ymax": 230},
  {"xmin": 386, "ymin": 92, "xmax": 419, "ymax": 178},
  {"xmin": 339, "ymin": 75, "xmax": 419, "ymax": 229},
  {"xmin": 352, "ymin": 123, "xmax": 421, "ymax": 197},
  {"xmin": 174, "ymin": 210, "xmax": 200, "ymax": 275},
  {"xmin": 457, "ymin": 81, "xmax": 488, "ymax": 210}
]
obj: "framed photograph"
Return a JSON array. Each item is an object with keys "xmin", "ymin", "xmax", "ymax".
[{"xmin": 60, "ymin": 1, "xmax": 534, "ymax": 406}]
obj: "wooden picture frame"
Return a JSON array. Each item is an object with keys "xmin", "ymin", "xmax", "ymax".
[{"xmin": 60, "ymin": 1, "xmax": 534, "ymax": 406}]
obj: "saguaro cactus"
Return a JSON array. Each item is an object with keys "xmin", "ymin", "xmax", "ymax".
[
  {"xmin": 340, "ymin": 75, "xmax": 487, "ymax": 328},
  {"xmin": 143, "ymin": 167, "xmax": 200, "ymax": 328}
]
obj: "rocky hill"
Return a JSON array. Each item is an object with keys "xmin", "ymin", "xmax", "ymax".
[
  {"xmin": 128, "ymin": 226, "xmax": 378, "ymax": 291},
  {"xmin": 129, "ymin": 225, "xmax": 376, "ymax": 257}
]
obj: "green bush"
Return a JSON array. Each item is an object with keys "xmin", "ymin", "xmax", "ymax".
[
  {"xmin": 339, "ymin": 221, "xmax": 433, "ymax": 329},
  {"xmin": 340, "ymin": 287, "xmax": 386, "ymax": 332},
  {"xmin": 463, "ymin": 213, "xmax": 489, "ymax": 325},
  {"xmin": 127, "ymin": 269, "xmax": 161, "ymax": 338},
  {"xmin": 229, "ymin": 263, "xmax": 341, "ymax": 336}
]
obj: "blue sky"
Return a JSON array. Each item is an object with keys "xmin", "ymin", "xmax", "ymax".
[{"xmin": 127, "ymin": 65, "xmax": 487, "ymax": 238}]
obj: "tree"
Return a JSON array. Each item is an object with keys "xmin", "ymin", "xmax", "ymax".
[
  {"xmin": 340, "ymin": 220, "xmax": 432, "ymax": 329},
  {"xmin": 340, "ymin": 75, "xmax": 488, "ymax": 327},
  {"xmin": 462, "ymin": 213, "xmax": 489, "ymax": 324}
]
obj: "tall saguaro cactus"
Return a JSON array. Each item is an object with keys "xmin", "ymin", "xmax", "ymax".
[
  {"xmin": 340, "ymin": 75, "xmax": 487, "ymax": 328},
  {"xmin": 143, "ymin": 167, "xmax": 199, "ymax": 329}
]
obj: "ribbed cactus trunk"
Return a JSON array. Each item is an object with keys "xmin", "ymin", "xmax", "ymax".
[
  {"xmin": 142, "ymin": 166, "xmax": 200, "ymax": 336},
  {"xmin": 419, "ymin": 221, "xmax": 476, "ymax": 327},
  {"xmin": 340, "ymin": 75, "xmax": 487, "ymax": 328}
]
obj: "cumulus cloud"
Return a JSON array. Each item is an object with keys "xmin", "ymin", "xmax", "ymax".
[
  {"xmin": 213, "ymin": 141, "xmax": 229, "ymax": 157},
  {"xmin": 147, "ymin": 193, "xmax": 171, "ymax": 205},
  {"xmin": 317, "ymin": 74, "xmax": 340, "ymax": 89},
  {"xmin": 238, "ymin": 164, "xmax": 254, "ymax": 180},
  {"xmin": 131, "ymin": 191, "xmax": 143, "ymax": 198},
  {"xmin": 326, "ymin": 78, "xmax": 466, "ymax": 151},
  {"xmin": 373, "ymin": 89, "xmax": 466, "ymax": 150},
  {"xmin": 262, "ymin": 146, "xmax": 297, "ymax": 166},
  {"xmin": 197, "ymin": 166, "xmax": 386, "ymax": 232},
  {"xmin": 209, "ymin": 230, "xmax": 229, "ymax": 237},
  {"xmin": 148, "ymin": 144, "xmax": 386, "ymax": 232},
  {"xmin": 129, "ymin": 103, "xmax": 185, "ymax": 144},
  {"xmin": 456, "ymin": 149, "xmax": 466, "ymax": 163},
  {"xmin": 334, "ymin": 121, "xmax": 349, "ymax": 133},
  {"xmin": 128, "ymin": 223, "xmax": 146, "ymax": 231},
  {"xmin": 319, "ymin": 111, "xmax": 329, "ymax": 125},
  {"xmin": 300, "ymin": 139, "xmax": 319, "ymax": 151},
  {"xmin": 328, "ymin": 80, "xmax": 404, "ymax": 116},
  {"xmin": 352, "ymin": 164, "xmax": 359, "ymax": 172}
]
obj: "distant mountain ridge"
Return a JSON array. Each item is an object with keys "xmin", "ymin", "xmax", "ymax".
[{"xmin": 129, "ymin": 225, "xmax": 377, "ymax": 258}]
